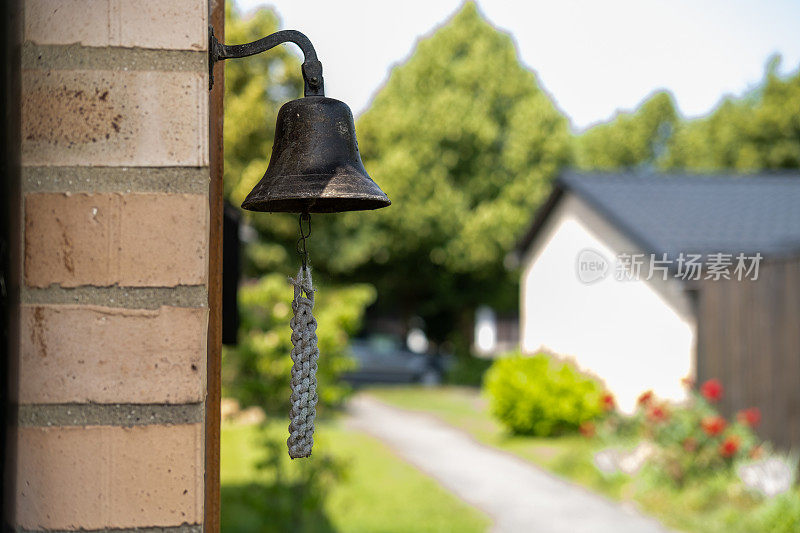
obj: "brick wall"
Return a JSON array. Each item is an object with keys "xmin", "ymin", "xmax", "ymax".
[{"xmin": 14, "ymin": 1, "xmax": 210, "ymax": 530}]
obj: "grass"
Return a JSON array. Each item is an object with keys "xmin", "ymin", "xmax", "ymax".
[
  {"xmin": 221, "ymin": 417, "xmax": 491, "ymax": 533},
  {"xmin": 368, "ymin": 385, "xmax": 800, "ymax": 533}
]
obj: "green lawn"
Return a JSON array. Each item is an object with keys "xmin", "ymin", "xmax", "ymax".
[
  {"xmin": 368, "ymin": 385, "xmax": 800, "ymax": 533},
  {"xmin": 221, "ymin": 417, "xmax": 490, "ymax": 533}
]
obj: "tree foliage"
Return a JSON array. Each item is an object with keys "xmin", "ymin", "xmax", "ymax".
[
  {"xmin": 575, "ymin": 91, "xmax": 678, "ymax": 170},
  {"xmin": 223, "ymin": 3, "xmax": 571, "ymax": 345},
  {"xmin": 224, "ymin": 4, "xmax": 306, "ymax": 277},
  {"xmin": 224, "ymin": 4, "xmax": 302, "ymax": 205},
  {"xmin": 311, "ymin": 3, "xmax": 570, "ymax": 342},
  {"xmin": 578, "ymin": 58, "xmax": 800, "ymax": 172},
  {"xmin": 664, "ymin": 57, "xmax": 800, "ymax": 171}
]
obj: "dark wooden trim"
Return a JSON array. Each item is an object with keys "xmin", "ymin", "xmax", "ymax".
[{"xmin": 204, "ymin": 0, "xmax": 224, "ymax": 531}]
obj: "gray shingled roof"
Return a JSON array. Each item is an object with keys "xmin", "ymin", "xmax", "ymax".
[{"xmin": 519, "ymin": 171, "xmax": 800, "ymax": 259}]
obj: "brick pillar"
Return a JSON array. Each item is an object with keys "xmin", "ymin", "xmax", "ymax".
[{"xmin": 14, "ymin": 1, "xmax": 210, "ymax": 530}]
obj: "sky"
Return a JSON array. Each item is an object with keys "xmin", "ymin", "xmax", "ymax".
[{"xmin": 233, "ymin": 0, "xmax": 800, "ymax": 131}]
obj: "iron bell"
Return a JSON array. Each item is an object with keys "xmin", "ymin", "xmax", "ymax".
[{"xmin": 241, "ymin": 96, "xmax": 391, "ymax": 213}]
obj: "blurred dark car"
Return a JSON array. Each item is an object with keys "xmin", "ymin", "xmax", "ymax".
[{"xmin": 342, "ymin": 334, "xmax": 448, "ymax": 385}]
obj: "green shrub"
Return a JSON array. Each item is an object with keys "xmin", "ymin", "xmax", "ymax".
[
  {"xmin": 223, "ymin": 274, "xmax": 375, "ymax": 413},
  {"xmin": 484, "ymin": 352, "xmax": 603, "ymax": 436}
]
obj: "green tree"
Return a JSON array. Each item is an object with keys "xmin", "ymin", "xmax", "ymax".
[
  {"xmin": 224, "ymin": 4, "xmax": 302, "ymax": 204},
  {"xmin": 311, "ymin": 2, "xmax": 570, "ymax": 344},
  {"xmin": 575, "ymin": 91, "xmax": 678, "ymax": 170},
  {"xmin": 664, "ymin": 57, "xmax": 800, "ymax": 171},
  {"xmin": 224, "ymin": 4, "xmax": 305, "ymax": 275},
  {"xmin": 577, "ymin": 57, "xmax": 800, "ymax": 173}
]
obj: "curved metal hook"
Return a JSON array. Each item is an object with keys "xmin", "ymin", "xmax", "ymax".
[{"xmin": 208, "ymin": 26, "xmax": 324, "ymax": 96}]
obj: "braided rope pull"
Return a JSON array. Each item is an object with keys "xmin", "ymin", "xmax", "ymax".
[{"xmin": 287, "ymin": 265, "xmax": 319, "ymax": 459}]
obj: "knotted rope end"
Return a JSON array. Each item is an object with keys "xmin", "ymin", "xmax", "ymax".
[{"xmin": 287, "ymin": 265, "xmax": 319, "ymax": 459}]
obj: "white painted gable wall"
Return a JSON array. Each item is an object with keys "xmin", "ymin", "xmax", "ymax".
[{"xmin": 520, "ymin": 193, "xmax": 695, "ymax": 412}]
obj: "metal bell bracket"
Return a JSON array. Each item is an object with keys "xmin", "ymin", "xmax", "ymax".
[
  {"xmin": 208, "ymin": 25, "xmax": 389, "ymax": 457},
  {"xmin": 208, "ymin": 25, "xmax": 326, "ymax": 458},
  {"xmin": 208, "ymin": 25, "xmax": 324, "ymax": 96}
]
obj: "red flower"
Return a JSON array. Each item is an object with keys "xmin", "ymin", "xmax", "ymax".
[
  {"xmin": 719, "ymin": 435, "xmax": 740, "ymax": 458},
  {"xmin": 579, "ymin": 421, "xmax": 595, "ymax": 437},
  {"xmin": 647, "ymin": 403, "xmax": 669, "ymax": 423},
  {"xmin": 701, "ymin": 415, "xmax": 727, "ymax": 436},
  {"xmin": 637, "ymin": 390, "xmax": 654, "ymax": 407},
  {"xmin": 700, "ymin": 379, "xmax": 723, "ymax": 402},
  {"xmin": 683, "ymin": 437, "xmax": 698, "ymax": 452},
  {"xmin": 601, "ymin": 393, "xmax": 615, "ymax": 411},
  {"xmin": 737, "ymin": 407, "xmax": 761, "ymax": 428}
]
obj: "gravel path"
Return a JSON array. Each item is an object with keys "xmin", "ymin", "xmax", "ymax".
[{"xmin": 347, "ymin": 395, "xmax": 671, "ymax": 533}]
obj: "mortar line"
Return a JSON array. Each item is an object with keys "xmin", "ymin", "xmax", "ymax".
[
  {"xmin": 22, "ymin": 43, "xmax": 207, "ymax": 72},
  {"xmin": 18, "ymin": 403, "xmax": 205, "ymax": 427},
  {"xmin": 21, "ymin": 166, "xmax": 210, "ymax": 194},
  {"xmin": 21, "ymin": 285, "xmax": 208, "ymax": 310}
]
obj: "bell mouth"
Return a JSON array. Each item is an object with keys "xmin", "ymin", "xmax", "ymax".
[
  {"xmin": 242, "ymin": 184, "xmax": 392, "ymax": 213},
  {"xmin": 242, "ymin": 169, "xmax": 391, "ymax": 213},
  {"xmin": 242, "ymin": 196, "xmax": 391, "ymax": 213}
]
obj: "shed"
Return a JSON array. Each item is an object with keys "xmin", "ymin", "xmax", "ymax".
[{"xmin": 517, "ymin": 171, "xmax": 800, "ymax": 448}]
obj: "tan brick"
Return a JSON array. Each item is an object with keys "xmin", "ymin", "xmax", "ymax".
[
  {"xmin": 25, "ymin": 192, "xmax": 208, "ymax": 287},
  {"xmin": 21, "ymin": 69, "xmax": 208, "ymax": 166},
  {"xmin": 25, "ymin": 1, "xmax": 109, "ymax": 48},
  {"xmin": 24, "ymin": 0, "xmax": 207, "ymax": 50},
  {"xmin": 20, "ymin": 304, "xmax": 206, "ymax": 404},
  {"xmin": 16, "ymin": 424, "xmax": 203, "ymax": 529}
]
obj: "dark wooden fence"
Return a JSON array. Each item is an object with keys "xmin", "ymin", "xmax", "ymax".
[{"xmin": 695, "ymin": 255, "xmax": 800, "ymax": 450}]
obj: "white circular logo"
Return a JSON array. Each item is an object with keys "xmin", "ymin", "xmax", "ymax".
[{"xmin": 576, "ymin": 249, "xmax": 609, "ymax": 284}]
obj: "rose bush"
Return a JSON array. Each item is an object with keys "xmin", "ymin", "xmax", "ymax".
[{"xmin": 591, "ymin": 378, "xmax": 767, "ymax": 485}]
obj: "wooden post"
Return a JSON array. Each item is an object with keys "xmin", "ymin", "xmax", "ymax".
[{"xmin": 205, "ymin": 0, "xmax": 225, "ymax": 530}]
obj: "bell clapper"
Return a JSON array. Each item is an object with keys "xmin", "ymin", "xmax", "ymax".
[{"xmin": 287, "ymin": 212, "xmax": 319, "ymax": 458}]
